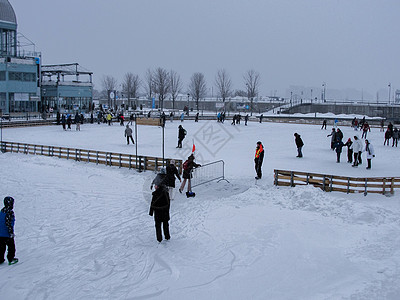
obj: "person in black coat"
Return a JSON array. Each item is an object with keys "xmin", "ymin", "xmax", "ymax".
[
  {"xmin": 61, "ymin": 114, "xmax": 66, "ymax": 130},
  {"xmin": 177, "ymin": 125, "xmax": 186, "ymax": 148},
  {"xmin": 166, "ymin": 160, "xmax": 181, "ymax": 200},
  {"xmin": 179, "ymin": 154, "xmax": 201, "ymax": 194},
  {"xmin": 254, "ymin": 141, "xmax": 264, "ymax": 179},
  {"xmin": 344, "ymin": 138, "xmax": 353, "ymax": 163},
  {"xmin": 149, "ymin": 182, "xmax": 170, "ymax": 243},
  {"xmin": 294, "ymin": 133, "xmax": 304, "ymax": 158}
]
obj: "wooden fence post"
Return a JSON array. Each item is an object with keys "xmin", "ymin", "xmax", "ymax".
[
  {"xmin": 274, "ymin": 170, "xmax": 278, "ymax": 186},
  {"xmin": 364, "ymin": 178, "xmax": 368, "ymax": 196},
  {"xmin": 290, "ymin": 171, "xmax": 294, "ymax": 187}
]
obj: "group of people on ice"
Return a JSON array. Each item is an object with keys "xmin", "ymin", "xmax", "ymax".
[
  {"xmin": 327, "ymin": 127, "xmax": 375, "ymax": 169},
  {"xmin": 384, "ymin": 122, "xmax": 399, "ymax": 147}
]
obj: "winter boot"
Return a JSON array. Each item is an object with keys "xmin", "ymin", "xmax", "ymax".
[{"xmin": 8, "ymin": 258, "xmax": 18, "ymax": 265}]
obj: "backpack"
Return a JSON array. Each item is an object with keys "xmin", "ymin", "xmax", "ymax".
[{"xmin": 183, "ymin": 160, "xmax": 190, "ymax": 170}]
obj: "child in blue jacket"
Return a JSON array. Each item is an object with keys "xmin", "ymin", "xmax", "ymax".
[{"xmin": 0, "ymin": 196, "xmax": 18, "ymax": 265}]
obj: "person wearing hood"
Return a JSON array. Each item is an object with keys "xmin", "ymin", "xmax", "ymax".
[
  {"xmin": 177, "ymin": 125, "xmax": 186, "ymax": 148},
  {"xmin": 149, "ymin": 171, "xmax": 171, "ymax": 243},
  {"xmin": 151, "ymin": 167, "xmax": 167, "ymax": 190},
  {"xmin": 0, "ymin": 196, "xmax": 18, "ymax": 265},
  {"xmin": 352, "ymin": 136, "xmax": 363, "ymax": 167},
  {"xmin": 166, "ymin": 160, "xmax": 181, "ymax": 200},
  {"xmin": 294, "ymin": 133, "xmax": 304, "ymax": 158},
  {"xmin": 254, "ymin": 141, "xmax": 264, "ymax": 179},
  {"xmin": 365, "ymin": 139, "xmax": 375, "ymax": 170}
]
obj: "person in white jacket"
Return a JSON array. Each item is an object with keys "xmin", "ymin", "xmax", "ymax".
[
  {"xmin": 365, "ymin": 139, "xmax": 375, "ymax": 169},
  {"xmin": 352, "ymin": 136, "xmax": 363, "ymax": 167}
]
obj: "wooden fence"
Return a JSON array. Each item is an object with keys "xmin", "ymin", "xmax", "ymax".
[
  {"xmin": 274, "ymin": 169, "xmax": 400, "ymax": 196},
  {"xmin": 0, "ymin": 141, "xmax": 182, "ymax": 173}
]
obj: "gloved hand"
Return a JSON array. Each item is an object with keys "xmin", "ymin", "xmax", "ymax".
[{"xmin": 373, "ymin": 155, "xmax": 375, "ymax": 157}]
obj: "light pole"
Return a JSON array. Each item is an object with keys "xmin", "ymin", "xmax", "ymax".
[
  {"xmin": 322, "ymin": 83, "xmax": 326, "ymax": 102},
  {"xmin": 311, "ymin": 89, "xmax": 313, "ymax": 104},
  {"xmin": 388, "ymin": 83, "xmax": 391, "ymax": 104},
  {"xmin": 187, "ymin": 93, "xmax": 190, "ymax": 116}
]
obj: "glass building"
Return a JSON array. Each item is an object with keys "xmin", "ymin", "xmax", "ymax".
[
  {"xmin": 41, "ymin": 63, "xmax": 93, "ymax": 113},
  {"xmin": 0, "ymin": 0, "xmax": 41, "ymax": 114}
]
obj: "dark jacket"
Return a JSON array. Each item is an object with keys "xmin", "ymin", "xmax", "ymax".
[
  {"xmin": 294, "ymin": 134, "xmax": 304, "ymax": 148},
  {"xmin": 166, "ymin": 164, "xmax": 181, "ymax": 188},
  {"xmin": 0, "ymin": 197, "xmax": 15, "ymax": 238},
  {"xmin": 182, "ymin": 158, "xmax": 201, "ymax": 179},
  {"xmin": 178, "ymin": 126, "xmax": 186, "ymax": 139},
  {"xmin": 149, "ymin": 186, "xmax": 170, "ymax": 222}
]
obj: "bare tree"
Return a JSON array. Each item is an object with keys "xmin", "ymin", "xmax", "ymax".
[
  {"xmin": 215, "ymin": 69, "xmax": 232, "ymax": 112},
  {"xmin": 169, "ymin": 70, "xmax": 183, "ymax": 111},
  {"xmin": 243, "ymin": 69, "xmax": 261, "ymax": 116},
  {"xmin": 101, "ymin": 75, "xmax": 118, "ymax": 109},
  {"xmin": 188, "ymin": 72, "xmax": 207, "ymax": 112},
  {"xmin": 122, "ymin": 72, "xmax": 141, "ymax": 109},
  {"xmin": 152, "ymin": 67, "xmax": 170, "ymax": 111},
  {"xmin": 144, "ymin": 69, "xmax": 154, "ymax": 101}
]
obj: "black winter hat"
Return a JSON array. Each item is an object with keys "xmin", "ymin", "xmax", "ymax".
[{"xmin": 4, "ymin": 196, "xmax": 14, "ymax": 209}]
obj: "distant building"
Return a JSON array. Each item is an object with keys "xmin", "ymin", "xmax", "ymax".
[
  {"xmin": 395, "ymin": 89, "xmax": 400, "ymax": 104},
  {"xmin": 0, "ymin": 0, "xmax": 41, "ymax": 114},
  {"xmin": 41, "ymin": 64, "xmax": 93, "ymax": 113}
]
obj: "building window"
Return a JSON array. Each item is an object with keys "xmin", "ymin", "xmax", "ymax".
[
  {"xmin": 8, "ymin": 72, "xmax": 36, "ymax": 82},
  {"xmin": 0, "ymin": 71, "xmax": 5, "ymax": 81}
]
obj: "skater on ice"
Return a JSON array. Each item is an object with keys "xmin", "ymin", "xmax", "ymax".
[
  {"xmin": 365, "ymin": 139, "xmax": 375, "ymax": 170},
  {"xmin": 177, "ymin": 125, "xmax": 186, "ymax": 148},
  {"xmin": 294, "ymin": 133, "xmax": 304, "ymax": 158},
  {"xmin": 124, "ymin": 125, "xmax": 134, "ymax": 145}
]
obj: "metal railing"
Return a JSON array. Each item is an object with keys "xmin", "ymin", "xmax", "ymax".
[{"xmin": 191, "ymin": 160, "xmax": 229, "ymax": 188}]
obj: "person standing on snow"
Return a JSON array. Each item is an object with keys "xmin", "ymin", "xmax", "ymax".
[
  {"xmin": 344, "ymin": 138, "xmax": 353, "ymax": 163},
  {"xmin": 294, "ymin": 133, "xmax": 304, "ymax": 158},
  {"xmin": 254, "ymin": 141, "xmax": 264, "ymax": 179},
  {"xmin": 333, "ymin": 139, "xmax": 344, "ymax": 163},
  {"xmin": 0, "ymin": 196, "xmax": 18, "ymax": 265},
  {"xmin": 365, "ymin": 139, "xmax": 375, "ymax": 170},
  {"xmin": 327, "ymin": 128, "xmax": 337, "ymax": 150},
  {"xmin": 361, "ymin": 122, "xmax": 370, "ymax": 139},
  {"xmin": 149, "ymin": 171, "xmax": 171, "ymax": 243},
  {"xmin": 124, "ymin": 125, "xmax": 134, "ymax": 145},
  {"xmin": 179, "ymin": 154, "xmax": 201, "ymax": 196},
  {"xmin": 392, "ymin": 127, "xmax": 399, "ymax": 147},
  {"xmin": 177, "ymin": 125, "xmax": 186, "ymax": 148},
  {"xmin": 352, "ymin": 136, "xmax": 363, "ymax": 167},
  {"xmin": 384, "ymin": 128, "xmax": 392, "ymax": 146},
  {"xmin": 165, "ymin": 160, "xmax": 181, "ymax": 200}
]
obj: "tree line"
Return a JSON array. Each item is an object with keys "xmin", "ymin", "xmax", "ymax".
[{"xmin": 99, "ymin": 68, "xmax": 261, "ymax": 111}]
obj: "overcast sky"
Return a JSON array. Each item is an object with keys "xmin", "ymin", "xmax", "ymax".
[{"xmin": 11, "ymin": 0, "xmax": 400, "ymax": 99}]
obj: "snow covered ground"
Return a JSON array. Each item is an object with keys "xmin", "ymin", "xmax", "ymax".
[{"xmin": 1, "ymin": 118, "xmax": 400, "ymax": 299}]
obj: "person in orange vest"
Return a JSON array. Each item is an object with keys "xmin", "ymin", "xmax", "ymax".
[{"xmin": 254, "ymin": 141, "xmax": 264, "ymax": 180}]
